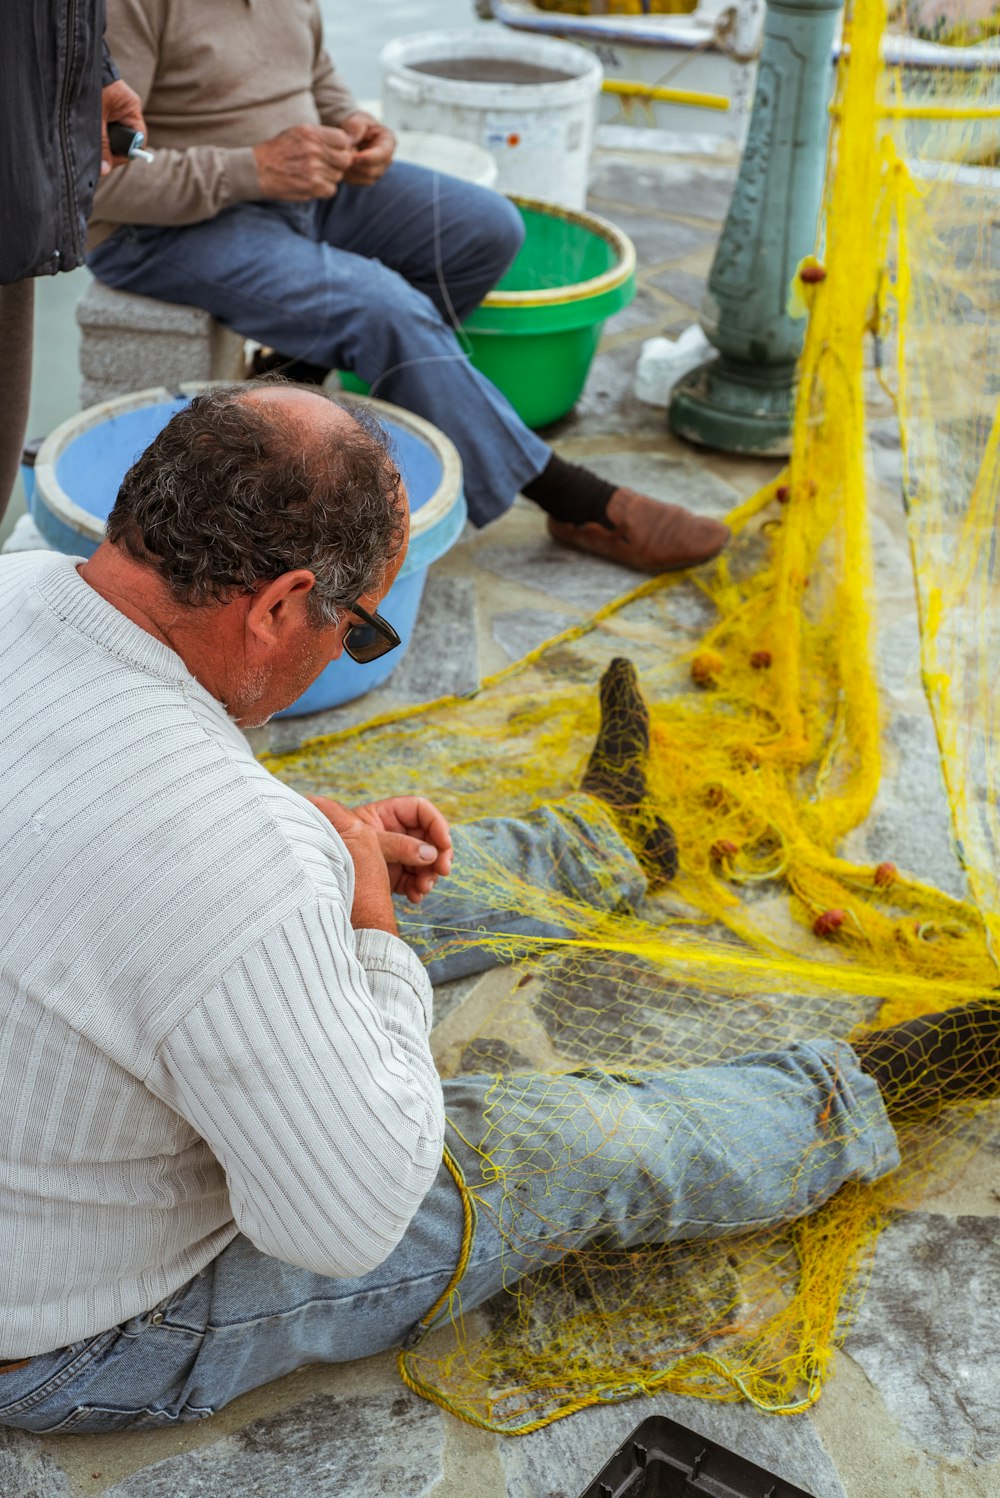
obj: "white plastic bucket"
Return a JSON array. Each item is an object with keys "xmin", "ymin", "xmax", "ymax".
[
  {"xmin": 394, "ymin": 131, "xmax": 499, "ymax": 189},
  {"xmin": 380, "ymin": 29, "xmax": 603, "ymax": 210}
]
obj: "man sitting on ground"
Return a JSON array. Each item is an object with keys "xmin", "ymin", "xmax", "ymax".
[
  {"xmin": 84, "ymin": 0, "xmax": 729, "ymax": 576},
  {"xmin": 0, "ymin": 385, "xmax": 996, "ymax": 1433}
]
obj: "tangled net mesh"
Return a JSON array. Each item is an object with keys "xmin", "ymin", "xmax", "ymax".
[{"xmin": 264, "ymin": 0, "xmax": 1000, "ymax": 1434}]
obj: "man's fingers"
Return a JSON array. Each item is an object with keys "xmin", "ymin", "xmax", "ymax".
[
  {"xmin": 314, "ymin": 127, "xmax": 354, "ymax": 169},
  {"xmin": 399, "ymin": 796, "xmax": 452, "ymax": 849},
  {"xmin": 398, "ymin": 870, "xmax": 438, "ymax": 904},
  {"xmin": 101, "ymin": 79, "xmax": 148, "ymax": 171},
  {"xmin": 378, "ymin": 831, "xmax": 438, "ymax": 868}
]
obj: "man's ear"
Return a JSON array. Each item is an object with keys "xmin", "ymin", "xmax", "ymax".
[{"xmin": 245, "ymin": 570, "xmax": 318, "ymax": 647}]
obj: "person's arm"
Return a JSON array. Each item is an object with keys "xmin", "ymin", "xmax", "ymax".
[
  {"xmin": 101, "ymin": 38, "xmax": 120, "ymax": 88},
  {"xmin": 92, "ymin": 0, "xmax": 261, "ymax": 227},
  {"xmin": 146, "ymin": 897, "xmax": 444, "ymax": 1279},
  {"xmin": 309, "ymin": 3, "xmax": 360, "ymax": 127}
]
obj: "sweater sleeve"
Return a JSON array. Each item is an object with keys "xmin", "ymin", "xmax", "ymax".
[
  {"xmin": 101, "ymin": 39, "xmax": 121, "ymax": 88},
  {"xmin": 145, "ymin": 901, "xmax": 444, "ymax": 1280},
  {"xmin": 309, "ymin": 3, "xmax": 359, "ymax": 126},
  {"xmin": 92, "ymin": 0, "xmax": 261, "ymax": 228}
]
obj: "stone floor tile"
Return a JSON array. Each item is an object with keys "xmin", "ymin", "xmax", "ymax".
[
  {"xmin": 871, "ymin": 460, "xmax": 904, "ymax": 502},
  {"xmin": 476, "ymin": 540, "xmax": 637, "ymax": 613},
  {"xmin": 589, "ymin": 212, "xmax": 720, "ymax": 270},
  {"xmin": 844, "ymin": 1211, "xmax": 1000, "ymax": 1463},
  {"xmin": 0, "ymin": 1429, "xmax": 72, "ymax": 1498},
  {"xmin": 432, "ymin": 970, "xmax": 487, "ymax": 1030},
  {"xmin": 103, "ymin": 1388, "xmax": 444, "ymax": 1497},
  {"xmin": 602, "ymin": 284, "xmax": 683, "ymax": 337},
  {"xmin": 579, "ymin": 450, "xmax": 740, "ymax": 516},
  {"xmin": 544, "ymin": 343, "xmax": 666, "ymax": 440},
  {"xmin": 499, "ymin": 1394, "xmax": 847, "ymax": 1498},
  {"xmin": 869, "ymin": 513, "xmax": 920, "ymax": 604},
  {"xmin": 491, "ymin": 607, "xmax": 578, "ymax": 661},
  {"xmin": 858, "ymin": 713, "xmax": 966, "ymax": 897},
  {"xmin": 588, "ymin": 159, "xmax": 736, "ymax": 222},
  {"xmin": 875, "ymin": 613, "xmax": 924, "ymax": 698},
  {"xmin": 649, "ymin": 268, "xmax": 709, "ymax": 311},
  {"xmin": 382, "ymin": 575, "xmax": 480, "ymax": 704}
]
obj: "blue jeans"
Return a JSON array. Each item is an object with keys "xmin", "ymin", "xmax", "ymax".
[
  {"xmin": 87, "ymin": 164, "xmax": 551, "ymax": 527},
  {"xmin": 0, "ymin": 800, "xmax": 900, "ymax": 1433}
]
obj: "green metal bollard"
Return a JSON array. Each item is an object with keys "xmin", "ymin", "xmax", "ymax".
[{"xmin": 668, "ymin": 0, "xmax": 844, "ymax": 454}]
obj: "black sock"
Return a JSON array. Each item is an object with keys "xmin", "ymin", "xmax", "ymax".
[
  {"xmin": 522, "ymin": 453, "xmax": 616, "ymax": 528},
  {"xmin": 853, "ymin": 1000, "xmax": 1000, "ymax": 1115},
  {"xmin": 250, "ymin": 348, "xmax": 329, "ymax": 386},
  {"xmin": 580, "ymin": 658, "xmax": 678, "ymax": 884}
]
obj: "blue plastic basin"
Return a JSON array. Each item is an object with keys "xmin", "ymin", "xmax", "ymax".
[{"xmin": 28, "ymin": 386, "xmax": 466, "ymax": 716}]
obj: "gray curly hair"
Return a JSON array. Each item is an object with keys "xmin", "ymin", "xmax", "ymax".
[{"xmin": 106, "ymin": 385, "xmax": 406, "ymax": 626}]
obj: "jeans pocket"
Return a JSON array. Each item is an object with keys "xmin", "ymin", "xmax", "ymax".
[
  {"xmin": 0, "ymin": 1329, "xmax": 124, "ymax": 1429},
  {"xmin": 31, "ymin": 1401, "xmax": 215, "ymax": 1435}
]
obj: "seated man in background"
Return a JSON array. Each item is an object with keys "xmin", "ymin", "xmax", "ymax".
[
  {"xmin": 0, "ymin": 383, "xmax": 996, "ymax": 1434},
  {"xmin": 84, "ymin": 0, "xmax": 729, "ymax": 576}
]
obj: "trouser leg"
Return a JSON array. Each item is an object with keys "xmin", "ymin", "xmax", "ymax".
[
  {"xmin": 0, "ymin": 279, "xmax": 35, "ymax": 526},
  {"xmin": 87, "ymin": 203, "xmax": 549, "ymax": 526},
  {"xmin": 0, "ymin": 1042, "xmax": 898, "ymax": 1432},
  {"xmin": 400, "ymin": 793, "xmax": 647, "ymax": 985},
  {"xmin": 317, "ymin": 162, "xmax": 526, "ymax": 323}
]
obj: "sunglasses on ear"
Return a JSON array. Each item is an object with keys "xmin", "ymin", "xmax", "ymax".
[{"xmin": 343, "ymin": 601, "xmax": 401, "ymax": 664}]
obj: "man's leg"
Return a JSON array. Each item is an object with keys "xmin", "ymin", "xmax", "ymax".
[
  {"xmin": 315, "ymin": 166, "xmax": 729, "ymax": 573},
  {"xmin": 403, "ymin": 658, "xmax": 681, "ymax": 985},
  {"xmin": 319, "ymin": 162, "xmax": 525, "ymax": 324},
  {"xmin": 0, "ymin": 1042, "xmax": 898, "ymax": 1433},
  {"xmin": 88, "ymin": 205, "xmax": 549, "ymax": 527}
]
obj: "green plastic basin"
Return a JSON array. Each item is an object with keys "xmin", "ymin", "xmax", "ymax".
[
  {"xmin": 337, "ymin": 197, "xmax": 636, "ymax": 430},
  {"xmin": 462, "ymin": 197, "xmax": 636, "ymax": 429}
]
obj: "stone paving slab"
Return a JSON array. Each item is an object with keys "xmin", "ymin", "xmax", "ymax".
[
  {"xmin": 844, "ymin": 1212, "xmax": 1000, "ymax": 1465},
  {"xmin": 594, "ymin": 212, "xmax": 720, "ymax": 271},
  {"xmin": 649, "ymin": 267, "xmax": 710, "ymax": 310},
  {"xmin": 476, "ymin": 540, "xmax": 639, "ymax": 613},
  {"xmin": 861, "ymin": 713, "xmax": 968, "ymax": 898},
  {"xmin": 499, "ymin": 1396, "xmax": 847, "ymax": 1498},
  {"xmin": 587, "ymin": 157, "xmax": 737, "ymax": 223},
  {"xmin": 545, "ymin": 341, "xmax": 665, "ymax": 441},
  {"xmin": 102, "ymin": 1389, "xmax": 445, "ymax": 1497},
  {"xmin": 492, "ymin": 607, "xmax": 578, "ymax": 661}
]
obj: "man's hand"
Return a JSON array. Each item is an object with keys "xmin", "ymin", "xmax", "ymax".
[
  {"xmin": 305, "ymin": 796, "xmax": 398, "ymax": 934},
  {"xmin": 340, "ymin": 112, "xmax": 396, "ymax": 186},
  {"xmin": 352, "ymin": 797, "xmax": 453, "ymax": 904},
  {"xmin": 253, "ymin": 124, "xmax": 356, "ymax": 201},
  {"xmin": 100, "ymin": 78, "xmax": 146, "ymax": 176},
  {"xmin": 307, "ymin": 794, "xmax": 452, "ymax": 906}
]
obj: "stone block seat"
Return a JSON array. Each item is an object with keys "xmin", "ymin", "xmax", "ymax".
[{"xmin": 76, "ymin": 279, "xmax": 246, "ymax": 409}]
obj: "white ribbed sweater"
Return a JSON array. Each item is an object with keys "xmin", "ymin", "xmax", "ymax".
[{"xmin": 0, "ymin": 553, "xmax": 444, "ymax": 1359}]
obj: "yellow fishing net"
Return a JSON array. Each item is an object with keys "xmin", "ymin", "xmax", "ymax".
[{"xmin": 263, "ymin": 0, "xmax": 1000, "ymax": 1433}]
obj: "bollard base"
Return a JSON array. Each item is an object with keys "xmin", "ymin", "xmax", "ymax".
[{"xmin": 668, "ymin": 355, "xmax": 795, "ymax": 457}]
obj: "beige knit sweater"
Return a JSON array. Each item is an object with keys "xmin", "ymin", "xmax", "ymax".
[
  {"xmin": 88, "ymin": 0, "xmax": 359, "ymax": 248},
  {"xmin": 0, "ymin": 553, "xmax": 444, "ymax": 1359}
]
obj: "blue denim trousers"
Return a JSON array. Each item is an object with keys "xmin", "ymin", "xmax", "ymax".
[
  {"xmin": 87, "ymin": 163, "xmax": 551, "ymax": 527},
  {"xmin": 0, "ymin": 799, "xmax": 900, "ymax": 1433}
]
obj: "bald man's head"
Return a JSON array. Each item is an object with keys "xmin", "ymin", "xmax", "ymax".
[{"xmin": 106, "ymin": 383, "xmax": 406, "ymax": 626}]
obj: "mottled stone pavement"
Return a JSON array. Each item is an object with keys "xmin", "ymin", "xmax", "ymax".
[{"xmin": 5, "ymin": 135, "xmax": 998, "ymax": 1498}]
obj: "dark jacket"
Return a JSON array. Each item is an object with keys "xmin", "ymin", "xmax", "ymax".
[{"xmin": 0, "ymin": 1, "xmax": 117, "ymax": 283}]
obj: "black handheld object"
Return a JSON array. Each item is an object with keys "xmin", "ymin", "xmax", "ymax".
[{"xmin": 107, "ymin": 123, "xmax": 154, "ymax": 162}]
